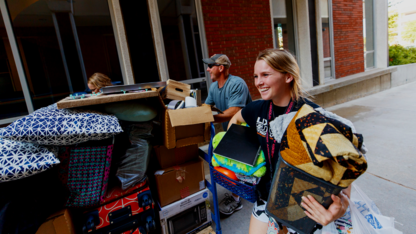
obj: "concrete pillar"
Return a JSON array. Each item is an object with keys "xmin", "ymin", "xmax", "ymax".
[
  {"xmin": 375, "ymin": 0, "xmax": 388, "ymax": 68},
  {"xmin": 295, "ymin": 0, "xmax": 313, "ymax": 89},
  {"xmin": 108, "ymin": 0, "xmax": 135, "ymax": 84},
  {"xmin": 315, "ymin": 0, "xmax": 325, "ymax": 85}
]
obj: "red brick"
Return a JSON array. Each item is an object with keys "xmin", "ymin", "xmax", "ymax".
[
  {"xmin": 202, "ymin": 0, "xmax": 273, "ymax": 99},
  {"xmin": 333, "ymin": 0, "xmax": 364, "ymax": 78}
]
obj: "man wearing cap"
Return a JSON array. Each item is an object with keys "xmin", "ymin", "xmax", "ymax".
[
  {"xmin": 203, "ymin": 54, "xmax": 252, "ymax": 130},
  {"xmin": 203, "ymin": 54, "xmax": 252, "ymax": 216}
]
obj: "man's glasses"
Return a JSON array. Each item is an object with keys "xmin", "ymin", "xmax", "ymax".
[{"xmin": 208, "ymin": 63, "xmax": 222, "ymax": 68}]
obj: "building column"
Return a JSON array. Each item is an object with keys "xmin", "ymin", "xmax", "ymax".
[
  {"xmin": 295, "ymin": 0, "xmax": 313, "ymax": 89},
  {"xmin": 375, "ymin": 0, "xmax": 388, "ymax": 68}
]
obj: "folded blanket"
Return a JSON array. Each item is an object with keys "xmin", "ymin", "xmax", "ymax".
[
  {"xmin": 278, "ymin": 104, "xmax": 367, "ymax": 187},
  {"xmin": 212, "ymin": 131, "xmax": 266, "ymax": 177}
]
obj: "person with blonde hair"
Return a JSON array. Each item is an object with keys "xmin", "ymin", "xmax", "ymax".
[
  {"xmin": 87, "ymin": 72, "xmax": 112, "ymax": 93},
  {"xmin": 228, "ymin": 49, "xmax": 350, "ymax": 233}
]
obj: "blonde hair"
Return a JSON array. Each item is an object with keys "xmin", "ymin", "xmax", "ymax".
[
  {"xmin": 88, "ymin": 73, "xmax": 112, "ymax": 90},
  {"xmin": 256, "ymin": 49, "xmax": 306, "ymax": 101}
]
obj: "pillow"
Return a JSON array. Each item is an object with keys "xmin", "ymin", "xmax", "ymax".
[
  {"xmin": 0, "ymin": 104, "xmax": 123, "ymax": 145},
  {"xmin": 104, "ymin": 101, "xmax": 157, "ymax": 122},
  {"xmin": 0, "ymin": 138, "xmax": 60, "ymax": 182}
]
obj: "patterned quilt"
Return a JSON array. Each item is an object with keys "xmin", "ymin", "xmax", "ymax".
[{"xmin": 279, "ymin": 104, "xmax": 367, "ymax": 187}]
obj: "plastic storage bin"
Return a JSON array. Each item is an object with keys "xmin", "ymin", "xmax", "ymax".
[
  {"xmin": 210, "ymin": 164, "xmax": 258, "ymax": 203},
  {"xmin": 266, "ymin": 156, "xmax": 345, "ymax": 234}
]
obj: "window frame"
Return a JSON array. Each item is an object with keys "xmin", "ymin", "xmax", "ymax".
[
  {"xmin": 327, "ymin": 0, "xmax": 336, "ymax": 80},
  {"xmin": 363, "ymin": 0, "xmax": 376, "ymax": 70},
  {"xmin": 269, "ymin": 0, "xmax": 299, "ymax": 59},
  {"xmin": 0, "ymin": 0, "xmax": 34, "ymax": 124}
]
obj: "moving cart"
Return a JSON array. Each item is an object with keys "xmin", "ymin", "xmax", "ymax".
[{"xmin": 199, "ymin": 123, "xmax": 258, "ymax": 234}]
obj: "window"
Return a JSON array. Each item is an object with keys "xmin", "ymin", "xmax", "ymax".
[
  {"xmin": 0, "ymin": 7, "xmax": 29, "ymax": 120},
  {"xmin": 5, "ymin": 0, "xmax": 122, "ymax": 110},
  {"xmin": 321, "ymin": 0, "xmax": 335, "ymax": 79},
  {"xmin": 157, "ymin": 0, "xmax": 208, "ymax": 101},
  {"xmin": 119, "ymin": 0, "xmax": 160, "ymax": 83},
  {"xmin": 271, "ymin": 0, "xmax": 297, "ymax": 55},
  {"xmin": 363, "ymin": 0, "xmax": 375, "ymax": 69}
]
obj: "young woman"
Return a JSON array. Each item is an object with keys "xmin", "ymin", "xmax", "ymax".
[
  {"xmin": 87, "ymin": 72, "xmax": 112, "ymax": 93},
  {"xmin": 228, "ymin": 49, "xmax": 350, "ymax": 233}
]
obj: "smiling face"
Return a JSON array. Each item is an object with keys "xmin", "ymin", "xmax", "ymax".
[{"xmin": 254, "ymin": 60, "xmax": 293, "ymax": 106}]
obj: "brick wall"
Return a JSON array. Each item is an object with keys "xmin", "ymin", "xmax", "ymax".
[
  {"xmin": 332, "ymin": 0, "xmax": 365, "ymax": 78},
  {"xmin": 201, "ymin": 0, "xmax": 274, "ymax": 99}
]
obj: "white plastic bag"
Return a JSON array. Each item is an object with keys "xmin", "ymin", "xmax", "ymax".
[
  {"xmin": 349, "ymin": 183, "xmax": 402, "ymax": 234},
  {"xmin": 321, "ymin": 222, "xmax": 338, "ymax": 234}
]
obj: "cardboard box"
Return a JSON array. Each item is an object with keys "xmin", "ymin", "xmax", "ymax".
[
  {"xmin": 196, "ymin": 226, "xmax": 215, "ymax": 234},
  {"xmin": 36, "ymin": 209, "xmax": 75, "ymax": 234},
  {"xmin": 155, "ymin": 158, "xmax": 206, "ymax": 207},
  {"xmin": 155, "ymin": 83, "xmax": 213, "ymax": 149},
  {"xmin": 154, "ymin": 144, "xmax": 199, "ymax": 169},
  {"xmin": 162, "ymin": 103, "xmax": 213, "ymax": 149},
  {"xmin": 161, "ymin": 79, "xmax": 191, "ymax": 101}
]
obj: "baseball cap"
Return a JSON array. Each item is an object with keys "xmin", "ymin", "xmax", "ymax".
[{"xmin": 202, "ymin": 54, "xmax": 232, "ymax": 68}]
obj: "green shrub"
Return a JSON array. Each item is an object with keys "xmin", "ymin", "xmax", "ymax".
[{"xmin": 389, "ymin": 45, "xmax": 416, "ymax": 66}]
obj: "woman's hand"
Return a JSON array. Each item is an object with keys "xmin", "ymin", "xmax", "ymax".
[{"xmin": 300, "ymin": 191, "xmax": 349, "ymax": 226}]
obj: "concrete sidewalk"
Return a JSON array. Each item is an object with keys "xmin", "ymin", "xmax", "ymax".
[{"xmin": 202, "ymin": 81, "xmax": 416, "ymax": 233}]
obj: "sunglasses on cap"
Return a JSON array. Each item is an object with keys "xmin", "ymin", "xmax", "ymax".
[{"xmin": 207, "ymin": 63, "xmax": 222, "ymax": 68}]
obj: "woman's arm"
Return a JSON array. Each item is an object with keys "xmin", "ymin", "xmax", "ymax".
[
  {"xmin": 300, "ymin": 185, "xmax": 351, "ymax": 226},
  {"xmin": 227, "ymin": 109, "xmax": 246, "ymax": 130},
  {"xmin": 213, "ymin": 107, "xmax": 242, "ymax": 123}
]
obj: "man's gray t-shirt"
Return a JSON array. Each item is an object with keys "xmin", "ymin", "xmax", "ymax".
[{"xmin": 205, "ymin": 75, "xmax": 252, "ymax": 130}]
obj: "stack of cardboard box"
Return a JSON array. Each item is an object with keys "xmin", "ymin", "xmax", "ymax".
[
  {"xmin": 153, "ymin": 80, "xmax": 212, "ymax": 206},
  {"xmin": 151, "ymin": 80, "xmax": 214, "ymax": 233}
]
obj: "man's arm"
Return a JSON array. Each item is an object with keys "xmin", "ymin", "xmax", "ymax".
[{"xmin": 213, "ymin": 106, "xmax": 242, "ymax": 124}]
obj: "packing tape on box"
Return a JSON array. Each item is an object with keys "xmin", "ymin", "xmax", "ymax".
[{"xmin": 173, "ymin": 166, "xmax": 186, "ymax": 183}]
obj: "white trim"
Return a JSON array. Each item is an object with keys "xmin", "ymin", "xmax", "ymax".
[
  {"xmin": 323, "ymin": 57, "xmax": 332, "ymax": 61},
  {"xmin": 270, "ymin": 0, "xmax": 277, "ymax": 48},
  {"xmin": 195, "ymin": 0, "xmax": 211, "ymax": 88},
  {"xmin": 148, "ymin": 0, "xmax": 170, "ymax": 81},
  {"xmin": 295, "ymin": 0, "xmax": 313, "ymax": 89},
  {"xmin": 0, "ymin": 0, "xmax": 34, "ymax": 113},
  {"xmin": 0, "ymin": 116, "xmax": 25, "ymax": 125},
  {"xmin": 315, "ymin": 0, "xmax": 325, "ymax": 85},
  {"xmin": 108, "ymin": 0, "xmax": 134, "ymax": 84},
  {"xmin": 179, "ymin": 77, "xmax": 207, "ymax": 84},
  {"xmin": 292, "ymin": 0, "xmax": 299, "ymax": 59}
]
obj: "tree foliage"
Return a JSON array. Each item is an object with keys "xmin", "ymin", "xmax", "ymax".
[
  {"xmin": 388, "ymin": 12, "xmax": 399, "ymax": 43},
  {"xmin": 402, "ymin": 20, "xmax": 416, "ymax": 44},
  {"xmin": 389, "ymin": 44, "xmax": 416, "ymax": 66}
]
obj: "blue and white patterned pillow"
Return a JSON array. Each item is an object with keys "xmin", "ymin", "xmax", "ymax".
[
  {"xmin": 0, "ymin": 138, "xmax": 60, "ymax": 182},
  {"xmin": 0, "ymin": 104, "xmax": 123, "ymax": 145}
]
